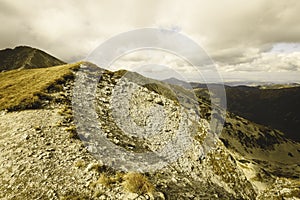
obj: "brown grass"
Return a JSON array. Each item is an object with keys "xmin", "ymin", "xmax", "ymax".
[
  {"xmin": 122, "ymin": 172, "xmax": 154, "ymax": 195},
  {"xmin": 92, "ymin": 172, "xmax": 124, "ymax": 189},
  {"xmin": 98, "ymin": 173, "xmax": 117, "ymax": 188},
  {"xmin": 0, "ymin": 62, "xmax": 81, "ymax": 111}
]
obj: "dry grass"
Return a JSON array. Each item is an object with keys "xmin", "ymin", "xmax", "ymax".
[
  {"xmin": 92, "ymin": 172, "xmax": 154, "ymax": 196},
  {"xmin": 73, "ymin": 159, "xmax": 86, "ymax": 168},
  {"xmin": 0, "ymin": 62, "xmax": 81, "ymax": 111},
  {"xmin": 98, "ymin": 173, "xmax": 117, "ymax": 188},
  {"xmin": 122, "ymin": 172, "xmax": 154, "ymax": 195},
  {"xmin": 97, "ymin": 172, "xmax": 124, "ymax": 187},
  {"xmin": 65, "ymin": 125, "xmax": 79, "ymax": 139}
]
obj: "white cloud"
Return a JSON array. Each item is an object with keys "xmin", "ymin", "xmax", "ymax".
[{"xmin": 1, "ymin": 0, "xmax": 300, "ymax": 82}]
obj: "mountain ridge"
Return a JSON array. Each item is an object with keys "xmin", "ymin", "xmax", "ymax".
[
  {"xmin": 0, "ymin": 46, "xmax": 65, "ymax": 72},
  {"xmin": 0, "ymin": 48, "xmax": 299, "ymax": 199},
  {"xmin": 164, "ymin": 77, "xmax": 300, "ymax": 142}
]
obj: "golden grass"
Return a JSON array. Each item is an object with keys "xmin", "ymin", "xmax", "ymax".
[
  {"xmin": 0, "ymin": 62, "xmax": 81, "ymax": 111},
  {"xmin": 92, "ymin": 172, "xmax": 124, "ymax": 189},
  {"xmin": 122, "ymin": 172, "xmax": 154, "ymax": 195},
  {"xmin": 98, "ymin": 173, "xmax": 117, "ymax": 188}
]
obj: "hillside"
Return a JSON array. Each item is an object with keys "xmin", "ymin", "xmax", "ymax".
[
  {"xmin": 188, "ymin": 80, "xmax": 300, "ymax": 142},
  {"xmin": 0, "ymin": 60, "xmax": 299, "ymax": 199},
  {"xmin": 225, "ymin": 86, "xmax": 300, "ymax": 142},
  {"xmin": 0, "ymin": 46, "xmax": 65, "ymax": 72},
  {"xmin": 0, "ymin": 63, "xmax": 80, "ymax": 111}
]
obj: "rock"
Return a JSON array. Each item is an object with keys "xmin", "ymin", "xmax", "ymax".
[
  {"xmin": 1, "ymin": 66, "xmax": 298, "ymax": 200},
  {"xmin": 23, "ymin": 134, "xmax": 30, "ymax": 140},
  {"xmin": 85, "ymin": 161, "xmax": 104, "ymax": 172},
  {"xmin": 154, "ymin": 97, "xmax": 164, "ymax": 105},
  {"xmin": 152, "ymin": 192, "xmax": 165, "ymax": 200}
]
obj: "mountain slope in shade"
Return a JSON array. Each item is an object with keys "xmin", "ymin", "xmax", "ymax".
[
  {"xmin": 0, "ymin": 46, "xmax": 65, "ymax": 72},
  {"xmin": 225, "ymin": 85, "xmax": 300, "ymax": 142},
  {"xmin": 171, "ymin": 78, "xmax": 300, "ymax": 142}
]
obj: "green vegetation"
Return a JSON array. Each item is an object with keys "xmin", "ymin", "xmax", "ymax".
[
  {"xmin": 224, "ymin": 85, "xmax": 300, "ymax": 142},
  {"xmin": 0, "ymin": 62, "xmax": 80, "ymax": 111}
]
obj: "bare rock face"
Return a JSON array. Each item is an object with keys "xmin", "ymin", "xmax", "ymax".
[
  {"xmin": 90, "ymin": 68, "xmax": 257, "ymax": 199},
  {"xmin": 0, "ymin": 63, "xmax": 299, "ymax": 199}
]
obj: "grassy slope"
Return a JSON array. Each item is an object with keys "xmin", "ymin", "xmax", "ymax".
[{"xmin": 0, "ymin": 63, "xmax": 80, "ymax": 111}]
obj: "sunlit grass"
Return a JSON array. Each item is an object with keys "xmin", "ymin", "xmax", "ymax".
[{"xmin": 0, "ymin": 62, "xmax": 81, "ymax": 111}]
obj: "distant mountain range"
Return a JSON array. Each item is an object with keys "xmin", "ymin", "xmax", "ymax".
[
  {"xmin": 0, "ymin": 46, "xmax": 65, "ymax": 72},
  {"xmin": 164, "ymin": 77, "xmax": 300, "ymax": 88},
  {"xmin": 163, "ymin": 77, "xmax": 193, "ymax": 89},
  {"xmin": 164, "ymin": 77, "xmax": 300, "ymax": 142}
]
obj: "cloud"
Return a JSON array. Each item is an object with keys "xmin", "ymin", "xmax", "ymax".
[
  {"xmin": 0, "ymin": 0, "xmax": 300, "ymax": 82},
  {"xmin": 220, "ymin": 51, "xmax": 300, "ymax": 73}
]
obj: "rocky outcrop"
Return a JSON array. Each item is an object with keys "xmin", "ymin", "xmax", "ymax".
[{"xmin": 73, "ymin": 64, "xmax": 257, "ymax": 199}]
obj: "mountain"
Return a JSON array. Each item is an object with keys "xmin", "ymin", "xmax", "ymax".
[
  {"xmin": 0, "ymin": 46, "xmax": 65, "ymax": 72},
  {"xmin": 164, "ymin": 78, "xmax": 300, "ymax": 142},
  {"xmin": 224, "ymin": 85, "xmax": 300, "ymax": 142},
  {"xmin": 163, "ymin": 77, "xmax": 193, "ymax": 89},
  {"xmin": 0, "ymin": 57, "xmax": 299, "ymax": 199}
]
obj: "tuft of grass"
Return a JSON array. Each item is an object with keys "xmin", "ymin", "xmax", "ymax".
[
  {"xmin": 98, "ymin": 173, "xmax": 116, "ymax": 188},
  {"xmin": 65, "ymin": 125, "xmax": 79, "ymax": 139},
  {"xmin": 74, "ymin": 160, "xmax": 86, "ymax": 168},
  {"xmin": 0, "ymin": 62, "xmax": 81, "ymax": 111},
  {"xmin": 122, "ymin": 172, "xmax": 154, "ymax": 195},
  {"xmin": 94, "ymin": 172, "xmax": 124, "ymax": 188}
]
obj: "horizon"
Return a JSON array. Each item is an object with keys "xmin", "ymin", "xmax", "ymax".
[
  {"xmin": 1, "ymin": 45, "xmax": 300, "ymax": 86},
  {"xmin": 1, "ymin": 0, "xmax": 300, "ymax": 83}
]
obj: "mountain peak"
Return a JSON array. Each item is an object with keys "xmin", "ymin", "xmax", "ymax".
[
  {"xmin": 163, "ymin": 77, "xmax": 193, "ymax": 89},
  {"xmin": 0, "ymin": 45, "xmax": 65, "ymax": 72}
]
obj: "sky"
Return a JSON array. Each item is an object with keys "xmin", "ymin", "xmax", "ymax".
[{"xmin": 1, "ymin": 0, "xmax": 300, "ymax": 83}]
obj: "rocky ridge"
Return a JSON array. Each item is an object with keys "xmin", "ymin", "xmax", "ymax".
[{"xmin": 0, "ymin": 62, "xmax": 299, "ymax": 199}]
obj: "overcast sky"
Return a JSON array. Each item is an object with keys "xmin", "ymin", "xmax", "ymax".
[{"xmin": 1, "ymin": 0, "xmax": 300, "ymax": 83}]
